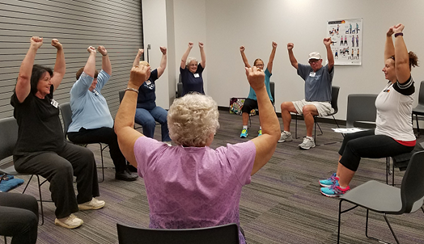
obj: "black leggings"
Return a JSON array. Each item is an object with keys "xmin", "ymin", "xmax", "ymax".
[
  {"xmin": 339, "ymin": 130, "xmax": 414, "ymax": 171},
  {"xmin": 0, "ymin": 192, "xmax": 38, "ymax": 244}
]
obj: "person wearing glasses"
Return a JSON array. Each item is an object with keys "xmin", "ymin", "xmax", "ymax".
[
  {"xmin": 278, "ymin": 38, "xmax": 335, "ymax": 150},
  {"xmin": 67, "ymin": 46, "xmax": 138, "ymax": 182}
]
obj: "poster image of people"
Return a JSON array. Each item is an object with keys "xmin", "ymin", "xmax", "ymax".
[{"xmin": 327, "ymin": 18, "xmax": 362, "ymax": 65}]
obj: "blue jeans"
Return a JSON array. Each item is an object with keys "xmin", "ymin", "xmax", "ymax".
[{"xmin": 135, "ymin": 106, "xmax": 171, "ymax": 142}]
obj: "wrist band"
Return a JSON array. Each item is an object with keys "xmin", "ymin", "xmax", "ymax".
[
  {"xmin": 125, "ymin": 87, "xmax": 139, "ymax": 94},
  {"xmin": 395, "ymin": 33, "xmax": 403, "ymax": 37}
]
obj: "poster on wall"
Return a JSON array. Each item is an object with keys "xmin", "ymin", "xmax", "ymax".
[{"xmin": 327, "ymin": 18, "xmax": 362, "ymax": 65}]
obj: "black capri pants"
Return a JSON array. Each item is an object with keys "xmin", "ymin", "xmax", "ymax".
[{"xmin": 339, "ymin": 129, "xmax": 414, "ymax": 171}]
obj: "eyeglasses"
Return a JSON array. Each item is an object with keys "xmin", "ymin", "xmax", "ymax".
[{"xmin": 308, "ymin": 59, "xmax": 321, "ymax": 64}]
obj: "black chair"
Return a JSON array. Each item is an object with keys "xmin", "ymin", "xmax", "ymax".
[
  {"xmin": 412, "ymin": 80, "xmax": 424, "ymax": 136},
  {"xmin": 294, "ymin": 86, "xmax": 341, "ymax": 143},
  {"xmin": 0, "ymin": 117, "xmax": 48, "ymax": 225},
  {"xmin": 117, "ymin": 223, "xmax": 240, "ymax": 244},
  {"xmin": 337, "ymin": 151, "xmax": 424, "ymax": 244},
  {"xmin": 59, "ymin": 102, "xmax": 107, "ymax": 182}
]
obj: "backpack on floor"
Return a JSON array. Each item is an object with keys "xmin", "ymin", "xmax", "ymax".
[{"xmin": 229, "ymin": 98, "xmax": 245, "ymax": 115}]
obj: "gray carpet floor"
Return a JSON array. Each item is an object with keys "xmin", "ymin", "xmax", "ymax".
[{"xmin": 3, "ymin": 110, "xmax": 424, "ymax": 244}]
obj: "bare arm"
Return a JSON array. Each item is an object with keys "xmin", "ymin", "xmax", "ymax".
[
  {"xmin": 84, "ymin": 46, "xmax": 96, "ymax": 78},
  {"xmin": 132, "ymin": 49, "xmax": 144, "ymax": 68},
  {"xmin": 50, "ymin": 39, "xmax": 65, "ymax": 91},
  {"xmin": 199, "ymin": 42, "xmax": 206, "ymax": 68},
  {"xmin": 287, "ymin": 43, "xmax": 298, "ymax": 70},
  {"xmin": 115, "ymin": 62, "xmax": 151, "ymax": 167},
  {"xmin": 156, "ymin": 46, "xmax": 167, "ymax": 78},
  {"xmin": 98, "ymin": 46, "xmax": 112, "ymax": 76},
  {"xmin": 393, "ymin": 24, "xmax": 410, "ymax": 84},
  {"xmin": 267, "ymin": 41, "xmax": 277, "ymax": 73},
  {"xmin": 15, "ymin": 36, "xmax": 43, "ymax": 103},
  {"xmin": 247, "ymin": 67, "xmax": 281, "ymax": 175},
  {"xmin": 323, "ymin": 38, "xmax": 334, "ymax": 71},
  {"xmin": 239, "ymin": 46, "xmax": 251, "ymax": 68},
  {"xmin": 180, "ymin": 42, "xmax": 193, "ymax": 69},
  {"xmin": 384, "ymin": 27, "xmax": 395, "ymax": 61}
]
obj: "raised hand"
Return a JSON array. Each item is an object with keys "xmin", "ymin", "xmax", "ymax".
[
  {"xmin": 137, "ymin": 49, "xmax": 144, "ymax": 56},
  {"xmin": 287, "ymin": 43, "xmax": 294, "ymax": 50},
  {"xmin": 51, "ymin": 39, "xmax": 62, "ymax": 50},
  {"xmin": 272, "ymin": 41, "xmax": 277, "ymax": 48},
  {"xmin": 160, "ymin": 46, "xmax": 167, "ymax": 54},
  {"xmin": 188, "ymin": 42, "xmax": 194, "ymax": 48},
  {"xmin": 130, "ymin": 62, "xmax": 151, "ymax": 88},
  {"xmin": 30, "ymin": 36, "xmax": 43, "ymax": 49},
  {"xmin": 240, "ymin": 46, "xmax": 245, "ymax": 52},
  {"xmin": 97, "ymin": 46, "xmax": 108, "ymax": 56},
  {"xmin": 87, "ymin": 46, "xmax": 96, "ymax": 54},
  {"xmin": 393, "ymin": 23, "xmax": 404, "ymax": 34},
  {"xmin": 198, "ymin": 42, "xmax": 204, "ymax": 48},
  {"xmin": 245, "ymin": 66, "xmax": 265, "ymax": 91},
  {"xmin": 323, "ymin": 37, "xmax": 332, "ymax": 46},
  {"xmin": 387, "ymin": 26, "xmax": 394, "ymax": 37}
]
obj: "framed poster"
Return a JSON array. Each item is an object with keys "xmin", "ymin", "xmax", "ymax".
[{"xmin": 327, "ymin": 18, "xmax": 362, "ymax": 65}]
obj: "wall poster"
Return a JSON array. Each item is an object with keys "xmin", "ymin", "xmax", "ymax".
[{"xmin": 327, "ymin": 18, "xmax": 362, "ymax": 65}]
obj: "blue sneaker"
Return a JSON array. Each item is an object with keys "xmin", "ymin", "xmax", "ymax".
[
  {"xmin": 319, "ymin": 173, "xmax": 338, "ymax": 187},
  {"xmin": 240, "ymin": 128, "xmax": 248, "ymax": 138},
  {"xmin": 320, "ymin": 182, "xmax": 350, "ymax": 198}
]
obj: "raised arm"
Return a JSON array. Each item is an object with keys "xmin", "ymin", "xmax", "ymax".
[
  {"xmin": 98, "ymin": 46, "xmax": 112, "ymax": 76},
  {"xmin": 180, "ymin": 42, "xmax": 193, "ymax": 69},
  {"xmin": 50, "ymin": 39, "xmax": 65, "ymax": 91},
  {"xmin": 199, "ymin": 42, "xmax": 206, "ymax": 68},
  {"xmin": 248, "ymin": 67, "xmax": 281, "ymax": 175},
  {"xmin": 15, "ymin": 36, "xmax": 43, "ymax": 103},
  {"xmin": 323, "ymin": 37, "xmax": 334, "ymax": 71},
  {"xmin": 239, "ymin": 46, "xmax": 251, "ymax": 68},
  {"xmin": 384, "ymin": 26, "xmax": 395, "ymax": 61},
  {"xmin": 287, "ymin": 43, "xmax": 298, "ymax": 70},
  {"xmin": 132, "ymin": 49, "xmax": 144, "ymax": 68},
  {"xmin": 84, "ymin": 46, "xmax": 96, "ymax": 78},
  {"xmin": 267, "ymin": 41, "xmax": 277, "ymax": 73},
  {"xmin": 156, "ymin": 46, "xmax": 167, "ymax": 78},
  {"xmin": 393, "ymin": 24, "xmax": 410, "ymax": 84},
  {"xmin": 115, "ymin": 62, "xmax": 151, "ymax": 166}
]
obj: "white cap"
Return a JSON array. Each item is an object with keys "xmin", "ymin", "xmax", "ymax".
[{"xmin": 308, "ymin": 52, "xmax": 321, "ymax": 61}]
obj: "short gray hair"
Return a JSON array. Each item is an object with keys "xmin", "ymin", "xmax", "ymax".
[
  {"xmin": 186, "ymin": 57, "xmax": 198, "ymax": 67},
  {"xmin": 168, "ymin": 93, "xmax": 220, "ymax": 147}
]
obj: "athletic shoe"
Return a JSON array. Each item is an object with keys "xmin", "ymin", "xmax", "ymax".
[
  {"xmin": 319, "ymin": 173, "xmax": 338, "ymax": 187},
  {"xmin": 299, "ymin": 137, "xmax": 315, "ymax": 150},
  {"xmin": 78, "ymin": 198, "xmax": 105, "ymax": 210},
  {"xmin": 55, "ymin": 214, "xmax": 83, "ymax": 229},
  {"xmin": 320, "ymin": 183, "xmax": 350, "ymax": 197},
  {"xmin": 278, "ymin": 131, "xmax": 293, "ymax": 142},
  {"xmin": 240, "ymin": 129, "xmax": 248, "ymax": 138},
  {"xmin": 258, "ymin": 129, "xmax": 262, "ymax": 136}
]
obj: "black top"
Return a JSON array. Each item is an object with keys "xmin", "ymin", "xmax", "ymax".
[{"xmin": 11, "ymin": 86, "xmax": 65, "ymax": 156}]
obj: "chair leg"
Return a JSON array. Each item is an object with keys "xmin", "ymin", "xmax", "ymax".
[
  {"xmin": 294, "ymin": 113, "xmax": 298, "ymax": 139},
  {"xmin": 383, "ymin": 214, "xmax": 400, "ymax": 244},
  {"xmin": 416, "ymin": 114, "xmax": 420, "ymax": 137},
  {"xmin": 386, "ymin": 157, "xmax": 390, "ymax": 185},
  {"xmin": 4, "ymin": 236, "xmax": 7, "ymax": 244},
  {"xmin": 365, "ymin": 210, "xmax": 399, "ymax": 244},
  {"xmin": 98, "ymin": 143, "xmax": 105, "ymax": 183},
  {"xmin": 36, "ymin": 175, "xmax": 44, "ymax": 226},
  {"xmin": 337, "ymin": 200, "xmax": 343, "ymax": 244}
]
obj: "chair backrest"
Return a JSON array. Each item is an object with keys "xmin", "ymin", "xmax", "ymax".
[
  {"xmin": 116, "ymin": 223, "xmax": 240, "ymax": 244},
  {"xmin": 177, "ymin": 82, "xmax": 183, "ymax": 98},
  {"xmin": 270, "ymin": 81, "xmax": 275, "ymax": 105},
  {"xmin": 119, "ymin": 90, "xmax": 125, "ymax": 103},
  {"xmin": 0, "ymin": 117, "xmax": 18, "ymax": 161},
  {"xmin": 400, "ymin": 150, "xmax": 424, "ymax": 213},
  {"xmin": 346, "ymin": 94, "xmax": 377, "ymax": 128},
  {"xmin": 59, "ymin": 102, "xmax": 72, "ymax": 137},
  {"xmin": 330, "ymin": 86, "xmax": 340, "ymax": 114},
  {"xmin": 418, "ymin": 81, "xmax": 424, "ymax": 105}
]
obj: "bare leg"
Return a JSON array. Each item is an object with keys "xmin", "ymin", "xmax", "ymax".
[
  {"xmin": 242, "ymin": 112, "xmax": 249, "ymax": 126},
  {"xmin": 280, "ymin": 102, "xmax": 297, "ymax": 132},
  {"xmin": 336, "ymin": 162, "xmax": 355, "ymax": 188},
  {"xmin": 302, "ymin": 105, "xmax": 319, "ymax": 137}
]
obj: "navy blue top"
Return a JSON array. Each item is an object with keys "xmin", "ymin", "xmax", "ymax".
[
  {"xmin": 180, "ymin": 63, "xmax": 204, "ymax": 96},
  {"xmin": 137, "ymin": 69, "xmax": 158, "ymax": 110}
]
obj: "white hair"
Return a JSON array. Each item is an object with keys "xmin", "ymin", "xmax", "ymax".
[
  {"xmin": 168, "ymin": 93, "xmax": 220, "ymax": 147},
  {"xmin": 186, "ymin": 57, "xmax": 198, "ymax": 67}
]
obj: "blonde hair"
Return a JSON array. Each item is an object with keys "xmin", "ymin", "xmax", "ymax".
[
  {"xmin": 168, "ymin": 93, "xmax": 220, "ymax": 147},
  {"xmin": 139, "ymin": 61, "xmax": 150, "ymax": 66}
]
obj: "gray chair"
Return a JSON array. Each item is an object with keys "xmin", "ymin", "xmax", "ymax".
[
  {"xmin": 117, "ymin": 223, "xmax": 240, "ymax": 244},
  {"xmin": 59, "ymin": 102, "xmax": 107, "ymax": 182},
  {"xmin": 0, "ymin": 117, "xmax": 47, "ymax": 225},
  {"xmin": 412, "ymin": 80, "xmax": 424, "ymax": 136},
  {"xmin": 294, "ymin": 86, "xmax": 341, "ymax": 143},
  {"xmin": 337, "ymin": 151, "xmax": 424, "ymax": 244}
]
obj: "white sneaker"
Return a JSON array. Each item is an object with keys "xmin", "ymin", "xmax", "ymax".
[
  {"xmin": 278, "ymin": 131, "xmax": 293, "ymax": 142},
  {"xmin": 78, "ymin": 198, "xmax": 105, "ymax": 210},
  {"xmin": 55, "ymin": 214, "xmax": 83, "ymax": 229},
  {"xmin": 299, "ymin": 137, "xmax": 315, "ymax": 150}
]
